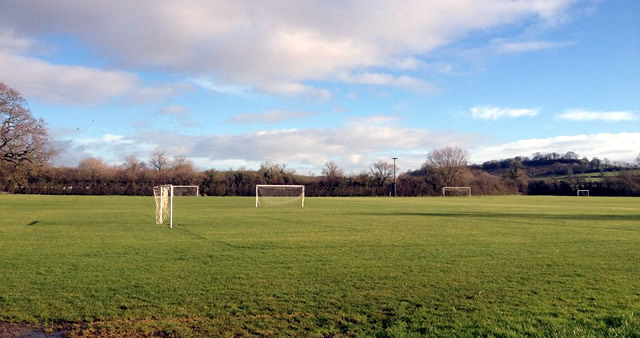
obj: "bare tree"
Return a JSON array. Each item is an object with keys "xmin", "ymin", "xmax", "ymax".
[
  {"xmin": 322, "ymin": 161, "xmax": 344, "ymax": 179},
  {"xmin": 259, "ymin": 161, "xmax": 294, "ymax": 183},
  {"xmin": 123, "ymin": 155, "xmax": 147, "ymax": 172},
  {"xmin": 369, "ymin": 160, "xmax": 394, "ymax": 185},
  {"xmin": 636, "ymin": 153, "xmax": 640, "ymax": 168},
  {"xmin": 78, "ymin": 157, "xmax": 113, "ymax": 182},
  {"xmin": 171, "ymin": 155, "xmax": 191, "ymax": 168},
  {"xmin": 149, "ymin": 150, "xmax": 169, "ymax": 171},
  {"xmin": 424, "ymin": 146, "xmax": 469, "ymax": 187},
  {"xmin": 0, "ymin": 83, "xmax": 55, "ymax": 167},
  {"xmin": 171, "ymin": 155, "xmax": 198, "ymax": 183}
]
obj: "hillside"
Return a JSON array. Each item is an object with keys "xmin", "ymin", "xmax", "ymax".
[{"xmin": 476, "ymin": 155, "xmax": 638, "ymax": 180}]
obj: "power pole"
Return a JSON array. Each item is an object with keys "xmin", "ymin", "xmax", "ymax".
[{"xmin": 392, "ymin": 157, "xmax": 398, "ymax": 197}]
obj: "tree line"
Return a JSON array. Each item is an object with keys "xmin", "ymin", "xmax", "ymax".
[
  {"xmin": 6, "ymin": 150, "xmax": 637, "ymax": 196},
  {"xmin": 2, "ymin": 82, "xmax": 640, "ymax": 197},
  {"xmin": 1, "ymin": 148, "xmax": 519, "ymax": 196}
]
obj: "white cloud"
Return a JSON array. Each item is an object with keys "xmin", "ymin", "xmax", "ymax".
[
  {"xmin": 348, "ymin": 115, "xmax": 399, "ymax": 125},
  {"xmin": 54, "ymin": 129, "xmax": 639, "ymax": 175},
  {"xmin": 462, "ymin": 38, "xmax": 574, "ymax": 61},
  {"xmin": 193, "ymin": 77, "xmax": 332, "ymax": 100},
  {"xmin": 53, "ymin": 116, "xmax": 476, "ymax": 172},
  {"xmin": 495, "ymin": 40, "xmax": 574, "ymax": 53},
  {"xmin": 190, "ymin": 78, "xmax": 252, "ymax": 96},
  {"xmin": 471, "ymin": 106, "xmax": 539, "ymax": 120},
  {"xmin": 0, "ymin": 29, "xmax": 35, "ymax": 52},
  {"xmin": 157, "ymin": 105, "xmax": 200, "ymax": 127},
  {"xmin": 0, "ymin": 0, "xmax": 578, "ymax": 95},
  {"xmin": 558, "ymin": 110, "xmax": 637, "ymax": 122},
  {"xmin": 0, "ymin": 51, "xmax": 186, "ymax": 104},
  {"xmin": 162, "ymin": 105, "xmax": 188, "ymax": 116},
  {"xmin": 338, "ymin": 73, "xmax": 437, "ymax": 93},
  {"xmin": 228, "ymin": 110, "xmax": 317, "ymax": 124},
  {"xmin": 391, "ymin": 57, "xmax": 422, "ymax": 70},
  {"xmin": 125, "ymin": 83, "xmax": 192, "ymax": 104},
  {"xmin": 187, "ymin": 120, "xmax": 471, "ymax": 172},
  {"xmin": 54, "ymin": 134, "xmax": 156, "ymax": 166},
  {"xmin": 102, "ymin": 134, "xmax": 134, "ymax": 144},
  {"xmin": 260, "ymin": 82, "xmax": 332, "ymax": 100},
  {"xmin": 0, "ymin": 51, "xmax": 137, "ymax": 104},
  {"xmin": 471, "ymin": 133, "xmax": 640, "ymax": 163},
  {"xmin": 425, "ymin": 62, "xmax": 454, "ymax": 73}
]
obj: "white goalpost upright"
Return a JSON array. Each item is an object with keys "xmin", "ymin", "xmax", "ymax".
[
  {"xmin": 153, "ymin": 184, "xmax": 199, "ymax": 228},
  {"xmin": 256, "ymin": 185, "xmax": 305, "ymax": 207},
  {"xmin": 442, "ymin": 186, "xmax": 471, "ymax": 197},
  {"xmin": 577, "ymin": 189, "xmax": 589, "ymax": 196}
]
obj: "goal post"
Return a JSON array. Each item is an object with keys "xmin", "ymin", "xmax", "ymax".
[
  {"xmin": 153, "ymin": 184, "xmax": 200, "ymax": 228},
  {"xmin": 442, "ymin": 186, "xmax": 471, "ymax": 197},
  {"xmin": 256, "ymin": 184, "xmax": 305, "ymax": 207},
  {"xmin": 577, "ymin": 189, "xmax": 589, "ymax": 196},
  {"xmin": 153, "ymin": 185, "xmax": 173, "ymax": 228}
]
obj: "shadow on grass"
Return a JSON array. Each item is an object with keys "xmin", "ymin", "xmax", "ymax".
[
  {"xmin": 215, "ymin": 240, "xmax": 279, "ymax": 250},
  {"xmin": 353, "ymin": 212, "xmax": 640, "ymax": 222},
  {"xmin": 261, "ymin": 216, "xmax": 304, "ymax": 225},
  {"xmin": 26, "ymin": 221, "xmax": 39, "ymax": 226},
  {"xmin": 174, "ymin": 226, "xmax": 208, "ymax": 240}
]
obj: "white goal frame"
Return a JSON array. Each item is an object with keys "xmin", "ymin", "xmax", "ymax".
[
  {"xmin": 577, "ymin": 189, "xmax": 589, "ymax": 197},
  {"xmin": 442, "ymin": 186, "xmax": 471, "ymax": 197},
  {"xmin": 153, "ymin": 184, "xmax": 199, "ymax": 229},
  {"xmin": 256, "ymin": 184, "xmax": 305, "ymax": 207}
]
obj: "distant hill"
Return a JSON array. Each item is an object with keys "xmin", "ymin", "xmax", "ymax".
[{"xmin": 474, "ymin": 152, "xmax": 638, "ymax": 180}]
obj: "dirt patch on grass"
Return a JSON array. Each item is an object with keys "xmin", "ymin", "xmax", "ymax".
[
  {"xmin": 0, "ymin": 312, "xmax": 320, "ymax": 337},
  {"xmin": 0, "ymin": 321, "xmax": 68, "ymax": 338},
  {"xmin": 0, "ymin": 321, "xmax": 44, "ymax": 337}
]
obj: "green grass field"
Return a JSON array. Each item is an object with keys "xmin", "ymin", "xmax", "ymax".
[{"xmin": 1, "ymin": 195, "xmax": 639, "ymax": 336}]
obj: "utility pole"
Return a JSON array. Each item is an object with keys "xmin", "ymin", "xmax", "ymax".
[{"xmin": 392, "ymin": 157, "xmax": 398, "ymax": 197}]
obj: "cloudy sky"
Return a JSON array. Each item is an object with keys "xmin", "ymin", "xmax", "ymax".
[{"xmin": 1, "ymin": 0, "xmax": 638, "ymax": 174}]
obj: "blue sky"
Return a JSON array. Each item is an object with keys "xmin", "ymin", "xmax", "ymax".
[{"xmin": 1, "ymin": 0, "xmax": 638, "ymax": 174}]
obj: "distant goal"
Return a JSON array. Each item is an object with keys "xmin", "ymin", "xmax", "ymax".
[
  {"xmin": 256, "ymin": 185, "xmax": 305, "ymax": 207},
  {"xmin": 577, "ymin": 189, "xmax": 589, "ymax": 197},
  {"xmin": 153, "ymin": 184, "xmax": 199, "ymax": 228},
  {"xmin": 442, "ymin": 186, "xmax": 471, "ymax": 197}
]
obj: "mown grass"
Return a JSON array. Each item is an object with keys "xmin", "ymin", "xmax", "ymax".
[{"xmin": 1, "ymin": 195, "xmax": 639, "ymax": 336}]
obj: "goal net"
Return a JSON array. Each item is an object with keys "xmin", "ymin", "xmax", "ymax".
[
  {"xmin": 256, "ymin": 185, "xmax": 305, "ymax": 207},
  {"xmin": 172, "ymin": 185, "xmax": 199, "ymax": 197},
  {"xmin": 153, "ymin": 184, "xmax": 199, "ymax": 228},
  {"xmin": 577, "ymin": 189, "xmax": 589, "ymax": 197},
  {"xmin": 442, "ymin": 187, "xmax": 471, "ymax": 197},
  {"xmin": 153, "ymin": 185, "xmax": 172, "ymax": 227}
]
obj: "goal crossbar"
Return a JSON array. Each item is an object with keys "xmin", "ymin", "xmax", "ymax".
[
  {"xmin": 442, "ymin": 186, "xmax": 471, "ymax": 197},
  {"xmin": 256, "ymin": 184, "xmax": 305, "ymax": 207}
]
